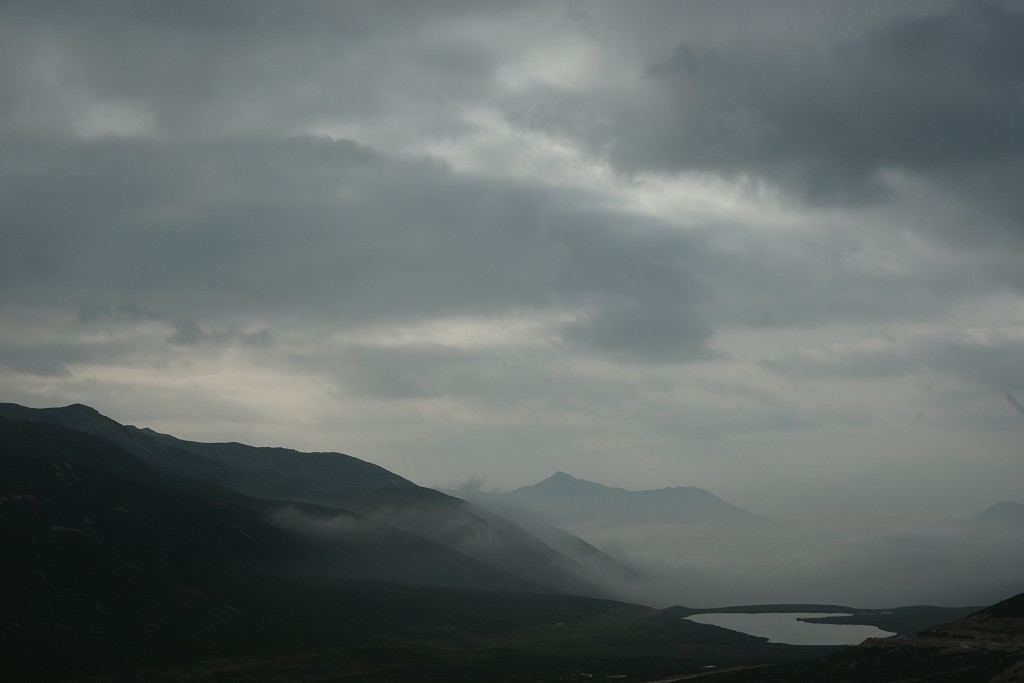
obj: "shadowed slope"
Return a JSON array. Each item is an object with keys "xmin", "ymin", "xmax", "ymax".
[
  {"xmin": 0, "ymin": 403, "xmax": 615, "ymax": 598},
  {"xmin": 0, "ymin": 416, "xmax": 844, "ymax": 682}
]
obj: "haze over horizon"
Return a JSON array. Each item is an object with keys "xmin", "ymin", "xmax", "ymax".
[{"xmin": 3, "ymin": 0, "xmax": 1024, "ymax": 547}]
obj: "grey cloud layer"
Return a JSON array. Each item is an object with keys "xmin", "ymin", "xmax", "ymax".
[
  {"xmin": 3, "ymin": 0, "xmax": 1020, "ymax": 393},
  {"xmin": 621, "ymin": 3, "xmax": 1024, "ymax": 218},
  {"xmin": 764, "ymin": 334, "xmax": 1024, "ymax": 393},
  {"xmin": 0, "ymin": 0, "xmax": 511, "ymax": 141},
  {"xmin": 4, "ymin": 130, "xmax": 993, "ymax": 378},
  {"xmin": 2, "ymin": 0, "xmax": 1023, "ymax": 558},
  {"xmin": 2, "ymin": 133, "xmax": 722, "ymax": 366},
  {"xmin": 510, "ymin": 1, "xmax": 1024, "ymax": 247}
]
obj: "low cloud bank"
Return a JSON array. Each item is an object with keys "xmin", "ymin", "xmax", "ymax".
[{"xmin": 454, "ymin": 484, "xmax": 1024, "ymax": 609}]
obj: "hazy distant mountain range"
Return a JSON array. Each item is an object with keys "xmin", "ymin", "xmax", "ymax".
[
  {"xmin": 505, "ymin": 470, "xmax": 771, "ymax": 526},
  {"xmin": 444, "ymin": 471, "xmax": 774, "ymax": 595},
  {"xmin": 974, "ymin": 500, "xmax": 1024, "ymax": 528}
]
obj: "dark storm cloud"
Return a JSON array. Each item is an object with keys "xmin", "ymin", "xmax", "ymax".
[
  {"xmin": 309, "ymin": 345, "xmax": 568, "ymax": 403},
  {"xmin": 0, "ymin": 0, "xmax": 508, "ymax": 140},
  {"xmin": 0, "ymin": 305, "xmax": 269, "ymax": 377},
  {"xmin": 764, "ymin": 334, "xmax": 1024, "ymax": 392},
  {"xmin": 549, "ymin": 213, "xmax": 716, "ymax": 362},
  {"xmin": 595, "ymin": 1, "xmax": 1024, "ymax": 238},
  {"xmin": 563, "ymin": 305, "xmax": 714, "ymax": 363},
  {"xmin": 165, "ymin": 320, "xmax": 270, "ymax": 348},
  {"xmin": 78, "ymin": 303, "xmax": 159, "ymax": 323},
  {"xmin": 694, "ymin": 228, "xmax": 958, "ymax": 329},
  {"xmin": 1, "ymin": 130, "xmax": 1001, "ymax": 376},
  {"xmin": 0, "ymin": 345, "xmax": 73, "ymax": 378},
  {"xmin": 0, "ymin": 332, "xmax": 145, "ymax": 378},
  {"xmin": 0, "ymin": 132, "xmax": 718, "ymax": 365},
  {"xmin": 3, "ymin": 0, "xmax": 1018, "ymax": 372}
]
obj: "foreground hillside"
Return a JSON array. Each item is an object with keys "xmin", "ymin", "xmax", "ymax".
[
  {"xmin": 0, "ymin": 407, "xmax": 843, "ymax": 681},
  {"xmin": 0, "ymin": 403, "xmax": 621, "ymax": 600}
]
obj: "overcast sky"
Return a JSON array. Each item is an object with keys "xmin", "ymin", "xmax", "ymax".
[{"xmin": 3, "ymin": 0, "xmax": 1023, "ymax": 526}]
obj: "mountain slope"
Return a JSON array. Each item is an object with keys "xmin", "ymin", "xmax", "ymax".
[
  {"xmin": 0, "ymin": 415, "xmax": 549, "ymax": 595},
  {"xmin": 444, "ymin": 483, "xmax": 642, "ymax": 586},
  {"xmin": 0, "ymin": 415, "xmax": 842, "ymax": 682},
  {"xmin": 0, "ymin": 402, "xmax": 415, "ymax": 493},
  {"xmin": 0, "ymin": 403, "xmax": 616, "ymax": 599}
]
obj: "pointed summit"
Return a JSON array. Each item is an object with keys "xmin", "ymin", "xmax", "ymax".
[
  {"xmin": 543, "ymin": 471, "xmax": 585, "ymax": 486},
  {"xmin": 517, "ymin": 471, "xmax": 613, "ymax": 495}
]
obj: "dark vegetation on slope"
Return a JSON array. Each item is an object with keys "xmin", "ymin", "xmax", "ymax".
[
  {"xmin": 0, "ymin": 413, "xmax": 843, "ymax": 682},
  {"xmin": 977, "ymin": 592, "xmax": 1024, "ymax": 619},
  {"xmin": 0, "ymin": 403, "xmax": 619, "ymax": 600}
]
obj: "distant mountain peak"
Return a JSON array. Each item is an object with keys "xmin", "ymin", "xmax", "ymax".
[
  {"xmin": 974, "ymin": 500, "xmax": 1024, "ymax": 527},
  {"xmin": 527, "ymin": 471, "xmax": 614, "ymax": 494},
  {"xmin": 524, "ymin": 473, "xmax": 713, "ymax": 497},
  {"xmin": 544, "ymin": 471, "xmax": 588, "ymax": 485},
  {"xmin": 508, "ymin": 472, "xmax": 768, "ymax": 526}
]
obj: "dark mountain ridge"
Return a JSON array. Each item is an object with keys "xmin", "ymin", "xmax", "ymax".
[
  {"xmin": 0, "ymin": 415, "xmax": 545, "ymax": 591},
  {"xmin": 0, "ymin": 402, "xmax": 415, "ymax": 492},
  {"xmin": 1, "ymin": 406, "xmax": 847, "ymax": 681},
  {"xmin": 0, "ymin": 403, "xmax": 625, "ymax": 600}
]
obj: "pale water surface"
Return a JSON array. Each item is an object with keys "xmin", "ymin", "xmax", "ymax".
[{"xmin": 685, "ymin": 612, "xmax": 896, "ymax": 646}]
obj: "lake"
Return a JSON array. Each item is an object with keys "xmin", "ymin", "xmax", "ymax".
[{"xmin": 685, "ymin": 612, "xmax": 896, "ymax": 646}]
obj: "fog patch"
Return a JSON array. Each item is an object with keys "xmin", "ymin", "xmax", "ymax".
[
  {"xmin": 460, "ymin": 487, "xmax": 1024, "ymax": 609},
  {"xmin": 271, "ymin": 505, "xmax": 373, "ymax": 540},
  {"xmin": 573, "ymin": 521, "xmax": 1024, "ymax": 609}
]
